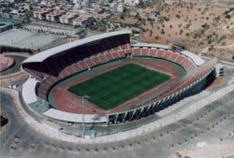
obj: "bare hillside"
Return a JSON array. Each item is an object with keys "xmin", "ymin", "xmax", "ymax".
[
  {"xmin": 165, "ymin": 0, "xmax": 234, "ymax": 7},
  {"xmin": 116, "ymin": 1, "xmax": 234, "ymax": 62}
]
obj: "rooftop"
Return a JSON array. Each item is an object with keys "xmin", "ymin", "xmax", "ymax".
[{"xmin": 22, "ymin": 30, "xmax": 132, "ymax": 64}]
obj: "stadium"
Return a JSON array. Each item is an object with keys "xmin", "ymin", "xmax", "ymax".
[{"xmin": 21, "ymin": 30, "xmax": 217, "ymax": 126}]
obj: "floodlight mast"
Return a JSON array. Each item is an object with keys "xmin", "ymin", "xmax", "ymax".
[{"xmin": 81, "ymin": 95, "xmax": 90, "ymax": 138}]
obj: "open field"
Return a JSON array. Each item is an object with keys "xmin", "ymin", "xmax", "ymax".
[
  {"xmin": 116, "ymin": 1, "xmax": 234, "ymax": 61},
  {"xmin": 0, "ymin": 29, "xmax": 63, "ymax": 50},
  {"xmin": 68, "ymin": 63, "xmax": 170, "ymax": 110}
]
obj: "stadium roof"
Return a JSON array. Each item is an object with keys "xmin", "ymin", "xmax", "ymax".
[
  {"xmin": 22, "ymin": 78, "xmax": 38, "ymax": 104},
  {"xmin": 181, "ymin": 50, "xmax": 205, "ymax": 66},
  {"xmin": 131, "ymin": 43, "xmax": 169, "ymax": 50},
  {"xmin": 22, "ymin": 30, "xmax": 132, "ymax": 64}
]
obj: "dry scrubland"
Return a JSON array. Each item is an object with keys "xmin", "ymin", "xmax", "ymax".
[{"xmin": 118, "ymin": 2, "xmax": 234, "ymax": 61}]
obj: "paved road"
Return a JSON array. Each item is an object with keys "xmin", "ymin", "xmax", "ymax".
[
  {"xmin": 1, "ymin": 90, "xmax": 234, "ymax": 158},
  {"xmin": 0, "ymin": 54, "xmax": 26, "ymax": 76}
]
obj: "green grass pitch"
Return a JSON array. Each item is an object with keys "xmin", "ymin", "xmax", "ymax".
[{"xmin": 68, "ymin": 63, "xmax": 170, "ymax": 110}]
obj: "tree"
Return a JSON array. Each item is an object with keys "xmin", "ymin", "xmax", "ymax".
[
  {"xmin": 176, "ymin": 14, "xmax": 180, "ymax": 19},
  {"xmin": 157, "ymin": 26, "xmax": 160, "ymax": 30},
  {"xmin": 225, "ymin": 14, "xmax": 231, "ymax": 19},
  {"xmin": 135, "ymin": 12, "xmax": 140, "ymax": 19},
  {"xmin": 23, "ymin": 11, "xmax": 32, "ymax": 23},
  {"xmin": 161, "ymin": 29, "xmax": 165, "ymax": 34},
  {"xmin": 120, "ymin": 14, "xmax": 125, "ymax": 19},
  {"xmin": 150, "ymin": 21, "xmax": 154, "ymax": 28},
  {"xmin": 179, "ymin": 29, "xmax": 183, "ymax": 35},
  {"xmin": 209, "ymin": 45, "xmax": 214, "ymax": 51},
  {"xmin": 155, "ymin": 35, "xmax": 160, "ymax": 40},
  {"xmin": 149, "ymin": 30, "xmax": 153, "ymax": 36},
  {"xmin": 178, "ymin": 23, "xmax": 182, "ymax": 28},
  {"xmin": 198, "ymin": 41, "xmax": 204, "ymax": 46}
]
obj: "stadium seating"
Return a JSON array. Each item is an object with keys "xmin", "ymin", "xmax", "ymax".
[
  {"xmin": 98, "ymin": 54, "xmax": 107, "ymax": 63},
  {"xmin": 23, "ymin": 34, "xmax": 132, "ymax": 101},
  {"xmin": 23, "ymin": 68, "xmax": 44, "ymax": 80},
  {"xmin": 149, "ymin": 49, "xmax": 156, "ymax": 57},
  {"xmin": 146, "ymin": 58, "xmax": 216, "ymax": 111},
  {"xmin": 132, "ymin": 48, "xmax": 196, "ymax": 73},
  {"xmin": 91, "ymin": 56, "xmax": 100, "ymax": 65},
  {"xmin": 169, "ymin": 52, "xmax": 180, "ymax": 62},
  {"xmin": 141, "ymin": 48, "xmax": 149, "ymax": 56},
  {"xmin": 37, "ymin": 44, "xmax": 203, "ymax": 110},
  {"xmin": 134, "ymin": 48, "xmax": 141, "ymax": 56},
  {"xmin": 156, "ymin": 49, "xmax": 165, "ymax": 58},
  {"xmin": 163, "ymin": 51, "xmax": 172, "ymax": 60}
]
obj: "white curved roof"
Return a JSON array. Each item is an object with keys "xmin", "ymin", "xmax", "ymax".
[
  {"xmin": 22, "ymin": 78, "xmax": 38, "ymax": 104},
  {"xmin": 43, "ymin": 109, "xmax": 108, "ymax": 123},
  {"xmin": 181, "ymin": 50, "xmax": 205, "ymax": 66},
  {"xmin": 131, "ymin": 43, "xmax": 169, "ymax": 49},
  {"xmin": 22, "ymin": 30, "xmax": 132, "ymax": 64}
]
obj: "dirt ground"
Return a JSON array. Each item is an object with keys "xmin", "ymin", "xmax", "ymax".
[
  {"xmin": 169, "ymin": 140, "xmax": 234, "ymax": 158},
  {"xmin": 118, "ymin": 2, "xmax": 234, "ymax": 61},
  {"xmin": 141, "ymin": 4, "xmax": 224, "ymax": 42}
]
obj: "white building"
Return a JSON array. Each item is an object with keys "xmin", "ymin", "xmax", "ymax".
[
  {"xmin": 116, "ymin": 4, "xmax": 123, "ymax": 13},
  {"xmin": 46, "ymin": 10, "xmax": 64, "ymax": 22},
  {"xmin": 33, "ymin": 8, "xmax": 52, "ymax": 20},
  {"xmin": 124, "ymin": 0, "xmax": 139, "ymax": 6},
  {"xmin": 59, "ymin": 12, "xmax": 78, "ymax": 24}
]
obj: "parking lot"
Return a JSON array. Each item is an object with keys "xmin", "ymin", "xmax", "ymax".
[{"xmin": 1, "ymin": 88, "xmax": 234, "ymax": 158}]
